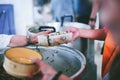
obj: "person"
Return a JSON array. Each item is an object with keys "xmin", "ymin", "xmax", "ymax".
[
  {"xmin": 50, "ymin": 0, "xmax": 74, "ymax": 22},
  {"xmin": 29, "ymin": 0, "xmax": 120, "ymax": 80},
  {"xmin": 73, "ymin": 0, "xmax": 92, "ymax": 24},
  {"xmin": 103, "ymin": 0, "xmax": 120, "ymax": 79},
  {"xmin": 103, "ymin": 52, "xmax": 120, "ymax": 80},
  {"xmin": 51, "ymin": 0, "xmax": 95, "ymax": 27},
  {"xmin": 29, "ymin": 58, "xmax": 72, "ymax": 80},
  {"xmin": 0, "ymin": 30, "xmax": 52, "ymax": 48},
  {"xmin": 67, "ymin": 0, "xmax": 120, "ymax": 79},
  {"xmin": 50, "ymin": 0, "xmax": 95, "ymax": 55},
  {"xmin": 89, "ymin": 0, "xmax": 101, "ymax": 28}
]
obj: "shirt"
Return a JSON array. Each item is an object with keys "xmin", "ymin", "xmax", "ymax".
[
  {"xmin": 102, "ymin": 31, "xmax": 120, "ymax": 77},
  {"xmin": 0, "ymin": 34, "xmax": 13, "ymax": 48},
  {"xmin": 73, "ymin": 0, "xmax": 92, "ymax": 17},
  {"xmin": 51, "ymin": 0, "xmax": 74, "ymax": 22}
]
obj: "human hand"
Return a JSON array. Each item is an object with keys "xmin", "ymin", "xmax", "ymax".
[
  {"xmin": 66, "ymin": 27, "xmax": 80, "ymax": 41},
  {"xmin": 29, "ymin": 58, "xmax": 57, "ymax": 80},
  {"xmin": 30, "ymin": 30, "xmax": 52, "ymax": 43},
  {"xmin": 89, "ymin": 21, "xmax": 95, "ymax": 29}
]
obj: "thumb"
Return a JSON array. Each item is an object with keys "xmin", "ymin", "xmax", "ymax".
[
  {"xmin": 37, "ymin": 30, "xmax": 52, "ymax": 35},
  {"xmin": 31, "ymin": 58, "xmax": 46, "ymax": 68},
  {"xmin": 72, "ymin": 35, "xmax": 77, "ymax": 41},
  {"xmin": 31, "ymin": 58, "xmax": 42, "ymax": 67}
]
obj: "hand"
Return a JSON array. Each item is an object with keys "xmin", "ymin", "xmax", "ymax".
[
  {"xmin": 30, "ymin": 30, "xmax": 52, "ymax": 43},
  {"xmin": 29, "ymin": 58, "xmax": 57, "ymax": 80},
  {"xmin": 67, "ymin": 27, "xmax": 80, "ymax": 41},
  {"xmin": 89, "ymin": 21, "xmax": 95, "ymax": 29}
]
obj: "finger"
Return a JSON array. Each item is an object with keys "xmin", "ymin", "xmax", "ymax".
[
  {"xmin": 72, "ymin": 33, "xmax": 80, "ymax": 41},
  {"xmin": 37, "ymin": 30, "xmax": 52, "ymax": 35},
  {"xmin": 31, "ymin": 58, "xmax": 47, "ymax": 67},
  {"xmin": 28, "ymin": 72, "xmax": 33, "ymax": 78},
  {"xmin": 66, "ymin": 28, "xmax": 72, "ymax": 33},
  {"xmin": 42, "ymin": 76, "xmax": 50, "ymax": 80},
  {"xmin": 31, "ymin": 58, "xmax": 42, "ymax": 67},
  {"xmin": 72, "ymin": 35, "xmax": 76, "ymax": 41},
  {"xmin": 66, "ymin": 27, "xmax": 74, "ymax": 33},
  {"xmin": 43, "ymin": 30, "xmax": 52, "ymax": 34}
]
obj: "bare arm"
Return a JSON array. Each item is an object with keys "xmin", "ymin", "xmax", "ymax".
[
  {"xmin": 67, "ymin": 27, "xmax": 107, "ymax": 41},
  {"xmin": 90, "ymin": 0, "xmax": 100, "ymax": 19},
  {"xmin": 89, "ymin": 0, "xmax": 103, "ymax": 28},
  {"xmin": 8, "ymin": 31, "xmax": 52, "ymax": 47},
  {"xmin": 8, "ymin": 35, "xmax": 28, "ymax": 47},
  {"xmin": 30, "ymin": 58, "xmax": 72, "ymax": 80},
  {"xmin": 79, "ymin": 29, "xmax": 106, "ymax": 40},
  {"xmin": 58, "ymin": 74, "xmax": 72, "ymax": 80}
]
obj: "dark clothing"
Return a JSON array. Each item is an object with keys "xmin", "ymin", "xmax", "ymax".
[
  {"xmin": 73, "ymin": 0, "xmax": 92, "ymax": 17},
  {"xmin": 50, "ymin": 0, "xmax": 92, "ymax": 22}
]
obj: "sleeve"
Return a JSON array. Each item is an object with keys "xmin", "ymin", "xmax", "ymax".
[{"xmin": 0, "ymin": 34, "xmax": 14, "ymax": 48}]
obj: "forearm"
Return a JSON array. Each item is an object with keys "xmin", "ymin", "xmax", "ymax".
[
  {"xmin": 79, "ymin": 29, "xmax": 106, "ymax": 40},
  {"xmin": 8, "ymin": 34, "xmax": 38, "ymax": 47},
  {"xmin": 8, "ymin": 35, "xmax": 28, "ymax": 47},
  {"xmin": 90, "ymin": 0, "xmax": 100, "ymax": 18},
  {"xmin": 58, "ymin": 74, "xmax": 72, "ymax": 80},
  {"xmin": 8, "ymin": 31, "xmax": 52, "ymax": 47}
]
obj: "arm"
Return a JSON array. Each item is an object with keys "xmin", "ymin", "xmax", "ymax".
[
  {"xmin": 8, "ymin": 35, "xmax": 28, "ymax": 47},
  {"xmin": 78, "ymin": 29, "xmax": 106, "ymax": 40},
  {"xmin": 8, "ymin": 31, "xmax": 52, "ymax": 47},
  {"xmin": 67, "ymin": 27, "xmax": 107, "ymax": 41},
  {"xmin": 90, "ymin": 0, "xmax": 100, "ymax": 19},
  {"xmin": 89, "ymin": 0, "xmax": 102, "ymax": 28},
  {"xmin": 30, "ymin": 58, "xmax": 72, "ymax": 80},
  {"xmin": 58, "ymin": 74, "xmax": 72, "ymax": 80}
]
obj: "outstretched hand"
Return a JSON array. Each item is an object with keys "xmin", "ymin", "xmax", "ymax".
[
  {"xmin": 67, "ymin": 27, "xmax": 81, "ymax": 41},
  {"xmin": 29, "ymin": 58, "xmax": 57, "ymax": 80}
]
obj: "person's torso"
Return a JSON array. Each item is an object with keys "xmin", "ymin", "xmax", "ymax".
[
  {"xmin": 102, "ymin": 31, "xmax": 120, "ymax": 78},
  {"xmin": 50, "ymin": 0, "xmax": 74, "ymax": 19},
  {"xmin": 50, "ymin": 0, "xmax": 92, "ymax": 21}
]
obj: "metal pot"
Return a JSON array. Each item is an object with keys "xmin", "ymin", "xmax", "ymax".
[
  {"xmin": 0, "ymin": 45, "xmax": 86, "ymax": 79},
  {"xmin": 27, "ymin": 22, "xmax": 90, "ymax": 52},
  {"xmin": 26, "ymin": 45, "xmax": 86, "ymax": 79},
  {"xmin": 0, "ymin": 48, "xmax": 7, "ymax": 65}
]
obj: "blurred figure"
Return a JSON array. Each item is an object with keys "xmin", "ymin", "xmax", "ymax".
[
  {"xmin": 102, "ymin": 0, "xmax": 120, "ymax": 80},
  {"xmin": 50, "ymin": 0, "xmax": 95, "ymax": 26},
  {"xmin": 89, "ymin": 0, "xmax": 102, "ymax": 28},
  {"xmin": 67, "ymin": 0, "xmax": 120, "ymax": 79},
  {"xmin": 73, "ymin": 0, "xmax": 92, "ymax": 24},
  {"xmin": 50, "ymin": 0, "xmax": 74, "ymax": 22},
  {"xmin": 34, "ymin": 0, "xmax": 50, "ymax": 7},
  {"xmin": 50, "ymin": 0, "xmax": 102, "ymax": 28}
]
